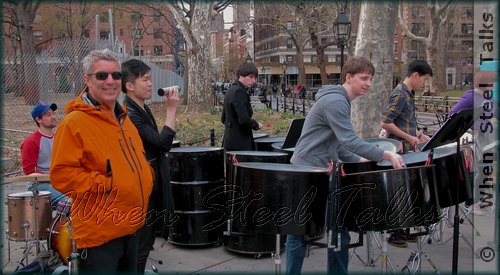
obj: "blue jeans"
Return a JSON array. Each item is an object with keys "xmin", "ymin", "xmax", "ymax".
[
  {"xmin": 285, "ymin": 177, "xmax": 350, "ymax": 274},
  {"xmin": 28, "ymin": 182, "xmax": 68, "ymax": 209},
  {"xmin": 285, "ymin": 232, "xmax": 350, "ymax": 275}
]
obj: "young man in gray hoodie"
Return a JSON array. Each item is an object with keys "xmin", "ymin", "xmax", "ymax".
[{"xmin": 285, "ymin": 56, "xmax": 405, "ymax": 274}]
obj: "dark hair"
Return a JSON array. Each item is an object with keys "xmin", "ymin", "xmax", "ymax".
[
  {"xmin": 237, "ymin": 62, "xmax": 258, "ymax": 78},
  {"xmin": 406, "ymin": 59, "xmax": 433, "ymax": 77},
  {"xmin": 341, "ymin": 56, "xmax": 375, "ymax": 83},
  {"xmin": 121, "ymin": 59, "xmax": 151, "ymax": 93}
]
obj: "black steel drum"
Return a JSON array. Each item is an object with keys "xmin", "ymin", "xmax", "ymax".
[
  {"xmin": 234, "ymin": 162, "xmax": 329, "ymax": 235},
  {"xmin": 167, "ymin": 147, "xmax": 225, "ymax": 246},
  {"xmin": 337, "ymin": 165, "xmax": 440, "ymax": 232},
  {"xmin": 271, "ymin": 141, "xmax": 295, "ymax": 163},
  {"xmin": 364, "ymin": 138, "xmax": 401, "ymax": 153},
  {"xmin": 253, "ymin": 133, "xmax": 269, "ymax": 140},
  {"xmin": 254, "ymin": 136, "xmax": 286, "ymax": 151},
  {"xmin": 172, "ymin": 140, "xmax": 181, "ymax": 147},
  {"xmin": 379, "ymin": 144, "xmax": 472, "ymax": 208},
  {"xmin": 224, "ymin": 151, "xmax": 289, "ymax": 254}
]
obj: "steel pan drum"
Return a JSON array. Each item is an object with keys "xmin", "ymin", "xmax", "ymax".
[
  {"xmin": 271, "ymin": 141, "xmax": 295, "ymax": 163},
  {"xmin": 379, "ymin": 145, "xmax": 472, "ymax": 208},
  {"xmin": 6, "ymin": 191, "xmax": 52, "ymax": 241},
  {"xmin": 253, "ymin": 133, "xmax": 269, "ymax": 140},
  {"xmin": 167, "ymin": 147, "xmax": 225, "ymax": 246},
  {"xmin": 364, "ymin": 138, "xmax": 402, "ymax": 153},
  {"xmin": 234, "ymin": 162, "xmax": 329, "ymax": 235},
  {"xmin": 225, "ymin": 151, "xmax": 289, "ymax": 254},
  {"xmin": 254, "ymin": 136, "xmax": 286, "ymax": 152},
  {"xmin": 338, "ymin": 165, "xmax": 440, "ymax": 232}
]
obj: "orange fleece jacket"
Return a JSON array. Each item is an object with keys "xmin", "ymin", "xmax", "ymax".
[{"xmin": 50, "ymin": 89, "xmax": 153, "ymax": 249}]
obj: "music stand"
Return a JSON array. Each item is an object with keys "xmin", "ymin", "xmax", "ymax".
[
  {"xmin": 282, "ymin": 118, "xmax": 304, "ymax": 149},
  {"xmin": 421, "ymin": 107, "xmax": 482, "ymax": 274}
]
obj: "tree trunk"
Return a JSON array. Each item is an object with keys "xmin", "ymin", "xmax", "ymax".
[
  {"xmin": 169, "ymin": 1, "xmax": 214, "ymax": 113},
  {"xmin": 15, "ymin": 1, "xmax": 41, "ymax": 105},
  {"xmin": 352, "ymin": 2, "xmax": 398, "ymax": 138}
]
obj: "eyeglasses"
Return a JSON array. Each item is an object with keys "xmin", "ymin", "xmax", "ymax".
[{"xmin": 87, "ymin": 71, "xmax": 122, "ymax": 81}]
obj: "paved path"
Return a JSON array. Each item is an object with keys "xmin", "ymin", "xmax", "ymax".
[{"xmin": 2, "ymin": 180, "xmax": 492, "ymax": 274}]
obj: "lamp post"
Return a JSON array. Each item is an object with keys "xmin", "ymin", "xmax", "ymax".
[
  {"xmin": 281, "ymin": 61, "xmax": 288, "ymax": 112},
  {"xmin": 333, "ymin": 10, "xmax": 351, "ymax": 83}
]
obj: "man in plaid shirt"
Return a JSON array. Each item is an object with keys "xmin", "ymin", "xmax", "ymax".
[{"xmin": 380, "ymin": 59, "xmax": 433, "ymax": 247}]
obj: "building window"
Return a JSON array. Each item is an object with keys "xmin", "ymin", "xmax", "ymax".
[
  {"xmin": 33, "ymin": 31, "xmax": 43, "ymax": 41},
  {"xmin": 463, "ymin": 7, "xmax": 473, "ymax": 18},
  {"xmin": 153, "ymin": 28, "xmax": 162, "ymax": 39},
  {"xmin": 287, "ymin": 38, "xmax": 293, "ymax": 48},
  {"xmin": 411, "ymin": 6, "xmax": 425, "ymax": 17},
  {"xmin": 286, "ymin": 21, "xmax": 293, "ymax": 30},
  {"xmin": 311, "ymin": 55, "xmax": 318, "ymax": 62},
  {"xmin": 119, "ymin": 29, "xmax": 124, "ymax": 36},
  {"xmin": 447, "ymin": 74, "xmax": 453, "ymax": 86},
  {"xmin": 100, "ymin": 30, "xmax": 110, "ymax": 39},
  {"xmin": 131, "ymin": 13, "xmax": 142, "ymax": 23},
  {"xmin": 134, "ymin": 45, "xmax": 144, "ymax": 56},
  {"xmin": 133, "ymin": 29, "xmax": 142, "ymax": 39},
  {"xmin": 411, "ymin": 23, "xmax": 426, "ymax": 36},
  {"xmin": 461, "ymin": 24, "xmax": 473, "ymax": 35},
  {"xmin": 286, "ymin": 55, "xmax": 294, "ymax": 62},
  {"xmin": 82, "ymin": 29, "xmax": 89, "ymax": 38},
  {"xmin": 154, "ymin": 46, "xmax": 163, "ymax": 55}
]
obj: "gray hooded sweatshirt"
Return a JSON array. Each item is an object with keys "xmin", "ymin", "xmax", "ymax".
[{"xmin": 291, "ymin": 85, "xmax": 385, "ymax": 168}]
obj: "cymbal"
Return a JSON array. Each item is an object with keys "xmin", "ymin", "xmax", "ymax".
[{"xmin": 3, "ymin": 173, "xmax": 50, "ymax": 183}]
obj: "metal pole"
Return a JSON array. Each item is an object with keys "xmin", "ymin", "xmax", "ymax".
[{"xmin": 340, "ymin": 40, "xmax": 344, "ymax": 74}]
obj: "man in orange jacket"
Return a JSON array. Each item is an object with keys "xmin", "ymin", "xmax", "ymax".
[{"xmin": 50, "ymin": 49, "xmax": 153, "ymax": 272}]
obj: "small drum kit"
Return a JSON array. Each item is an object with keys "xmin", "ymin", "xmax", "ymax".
[{"xmin": 3, "ymin": 174, "xmax": 77, "ymax": 273}]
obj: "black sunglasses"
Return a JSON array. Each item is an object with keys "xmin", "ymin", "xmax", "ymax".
[{"xmin": 87, "ymin": 71, "xmax": 122, "ymax": 81}]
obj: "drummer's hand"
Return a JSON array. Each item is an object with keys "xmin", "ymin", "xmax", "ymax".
[
  {"xmin": 257, "ymin": 122, "xmax": 263, "ymax": 129},
  {"xmin": 406, "ymin": 135, "xmax": 420, "ymax": 146},
  {"xmin": 419, "ymin": 134, "xmax": 431, "ymax": 142},
  {"xmin": 383, "ymin": 151, "xmax": 405, "ymax": 169}
]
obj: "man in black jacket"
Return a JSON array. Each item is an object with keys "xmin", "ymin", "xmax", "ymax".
[
  {"xmin": 122, "ymin": 59, "xmax": 180, "ymax": 273},
  {"xmin": 221, "ymin": 62, "xmax": 263, "ymax": 151}
]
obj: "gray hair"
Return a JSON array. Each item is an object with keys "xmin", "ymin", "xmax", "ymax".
[{"xmin": 82, "ymin": 49, "xmax": 121, "ymax": 74}]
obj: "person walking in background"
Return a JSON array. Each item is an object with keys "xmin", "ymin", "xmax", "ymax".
[
  {"xmin": 221, "ymin": 62, "xmax": 263, "ymax": 151},
  {"xmin": 122, "ymin": 59, "xmax": 180, "ymax": 273},
  {"xmin": 285, "ymin": 56, "xmax": 405, "ymax": 275},
  {"xmin": 447, "ymin": 70, "xmax": 497, "ymax": 216},
  {"xmin": 272, "ymin": 82, "xmax": 278, "ymax": 99},
  {"xmin": 21, "ymin": 102, "xmax": 68, "ymax": 208},
  {"xmin": 50, "ymin": 49, "xmax": 153, "ymax": 272},
  {"xmin": 380, "ymin": 59, "xmax": 433, "ymax": 248}
]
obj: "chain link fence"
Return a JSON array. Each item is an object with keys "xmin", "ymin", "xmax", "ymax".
[{"xmin": 2, "ymin": 38, "xmax": 183, "ymax": 177}]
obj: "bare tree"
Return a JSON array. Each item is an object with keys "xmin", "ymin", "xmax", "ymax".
[
  {"xmin": 166, "ymin": 0, "xmax": 231, "ymax": 113},
  {"xmin": 3, "ymin": 0, "xmax": 42, "ymax": 105},
  {"xmin": 352, "ymin": 2, "xmax": 398, "ymax": 138},
  {"xmin": 398, "ymin": 0, "xmax": 452, "ymax": 95}
]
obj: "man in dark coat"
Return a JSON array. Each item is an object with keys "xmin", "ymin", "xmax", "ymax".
[
  {"xmin": 221, "ymin": 62, "xmax": 263, "ymax": 151},
  {"xmin": 122, "ymin": 59, "xmax": 180, "ymax": 273}
]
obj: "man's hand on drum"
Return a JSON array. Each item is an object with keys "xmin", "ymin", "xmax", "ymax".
[
  {"xmin": 406, "ymin": 135, "xmax": 420, "ymax": 146},
  {"xmin": 383, "ymin": 151, "xmax": 405, "ymax": 169}
]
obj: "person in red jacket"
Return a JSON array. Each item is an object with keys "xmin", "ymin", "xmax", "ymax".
[
  {"xmin": 50, "ymin": 49, "xmax": 153, "ymax": 272},
  {"xmin": 21, "ymin": 102, "xmax": 67, "ymax": 208}
]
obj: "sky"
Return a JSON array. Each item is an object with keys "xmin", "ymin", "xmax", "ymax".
[{"xmin": 223, "ymin": 5, "xmax": 233, "ymax": 29}]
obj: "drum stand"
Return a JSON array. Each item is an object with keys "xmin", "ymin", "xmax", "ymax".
[
  {"xmin": 271, "ymin": 234, "xmax": 282, "ymax": 275},
  {"xmin": 15, "ymin": 179, "xmax": 47, "ymax": 270},
  {"xmin": 401, "ymin": 228, "xmax": 440, "ymax": 274},
  {"xmin": 349, "ymin": 232, "xmax": 375, "ymax": 267}
]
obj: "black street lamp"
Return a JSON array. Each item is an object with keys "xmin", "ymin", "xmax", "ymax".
[
  {"xmin": 281, "ymin": 61, "xmax": 288, "ymax": 95},
  {"xmin": 333, "ymin": 10, "xmax": 351, "ymax": 82},
  {"xmin": 246, "ymin": 52, "xmax": 253, "ymax": 63}
]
